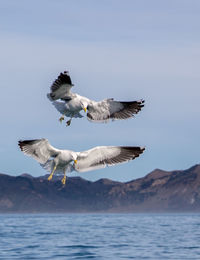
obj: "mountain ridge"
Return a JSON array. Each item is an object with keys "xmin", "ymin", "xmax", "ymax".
[{"xmin": 0, "ymin": 164, "xmax": 200, "ymax": 213}]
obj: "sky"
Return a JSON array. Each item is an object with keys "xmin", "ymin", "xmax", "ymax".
[{"xmin": 0, "ymin": 0, "xmax": 200, "ymax": 182}]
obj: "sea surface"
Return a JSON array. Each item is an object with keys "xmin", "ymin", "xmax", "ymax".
[{"xmin": 0, "ymin": 213, "xmax": 200, "ymax": 259}]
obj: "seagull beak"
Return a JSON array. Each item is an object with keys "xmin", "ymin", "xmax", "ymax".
[
  {"xmin": 74, "ymin": 159, "xmax": 77, "ymax": 164},
  {"xmin": 84, "ymin": 107, "xmax": 87, "ymax": 112}
]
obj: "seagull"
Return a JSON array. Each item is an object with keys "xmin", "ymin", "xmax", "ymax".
[
  {"xmin": 18, "ymin": 139, "xmax": 145, "ymax": 185},
  {"xmin": 47, "ymin": 71, "xmax": 145, "ymax": 126}
]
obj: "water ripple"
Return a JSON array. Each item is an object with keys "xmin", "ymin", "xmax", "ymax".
[{"xmin": 0, "ymin": 213, "xmax": 200, "ymax": 259}]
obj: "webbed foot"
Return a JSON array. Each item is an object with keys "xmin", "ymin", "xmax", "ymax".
[
  {"xmin": 59, "ymin": 116, "xmax": 65, "ymax": 123},
  {"xmin": 48, "ymin": 166, "xmax": 56, "ymax": 181},
  {"xmin": 66, "ymin": 119, "xmax": 72, "ymax": 126},
  {"xmin": 61, "ymin": 175, "xmax": 66, "ymax": 185},
  {"xmin": 48, "ymin": 174, "xmax": 53, "ymax": 181}
]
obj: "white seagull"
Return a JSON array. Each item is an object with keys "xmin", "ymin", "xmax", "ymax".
[
  {"xmin": 47, "ymin": 71, "xmax": 145, "ymax": 126},
  {"xmin": 18, "ymin": 139, "xmax": 145, "ymax": 185}
]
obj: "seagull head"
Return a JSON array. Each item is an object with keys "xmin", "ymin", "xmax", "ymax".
[
  {"xmin": 80, "ymin": 101, "xmax": 88, "ymax": 113},
  {"xmin": 71, "ymin": 152, "xmax": 78, "ymax": 164}
]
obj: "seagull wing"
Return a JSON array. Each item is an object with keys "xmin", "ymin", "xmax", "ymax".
[
  {"xmin": 18, "ymin": 139, "xmax": 59, "ymax": 164},
  {"xmin": 87, "ymin": 99, "xmax": 145, "ymax": 122},
  {"xmin": 47, "ymin": 71, "xmax": 74, "ymax": 101},
  {"xmin": 75, "ymin": 146, "xmax": 145, "ymax": 172}
]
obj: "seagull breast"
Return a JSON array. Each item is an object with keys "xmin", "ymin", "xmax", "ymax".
[{"xmin": 56, "ymin": 150, "xmax": 75, "ymax": 166}]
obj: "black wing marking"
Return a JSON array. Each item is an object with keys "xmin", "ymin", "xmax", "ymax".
[
  {"xmin": 51, "ymin": 71, "xmax": 73, "ymax": 92},
  {"xmin": 91, "ymin": 146, "xmax": 145, "ymax": 167},
  {"xmin": 87, "ymin": 99, "xmax": 145, "ymax": 122},
  {"xmin": 110, "ymin": 100, "xmax": 145, "ymax": 120},
  {"xmin": 18, "ymin": 139, "xmax": 41, "ymax": 150}
]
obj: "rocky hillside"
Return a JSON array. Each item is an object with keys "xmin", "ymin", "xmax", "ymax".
[{"xmin": 0, "ymin": 164, "xmax": 200, "ymax": 212}]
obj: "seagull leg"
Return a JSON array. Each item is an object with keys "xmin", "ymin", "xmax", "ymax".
[
  {"xmin": 59, "ymin": 115, "xmax": 65, "ymax": 123},
  {"xmin": 61, "ymin": 172, "xmax": 66, "ymax": 185},
  {"xmin": 66, "ymin": 118, "xmax": 72, "ymax": 126},
  {"xmin": 48, "ymin": 166, "xmax": 57, "ymax": 181}
]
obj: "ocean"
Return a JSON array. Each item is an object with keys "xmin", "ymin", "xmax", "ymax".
[{"xmin": 0, "ymin": 213, "xmax": 200, "ymax": 259}]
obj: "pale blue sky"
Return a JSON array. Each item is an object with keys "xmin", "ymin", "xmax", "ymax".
[{"xmin": 0, "ymin": 0, "xmax": 200, "ymax": 181}]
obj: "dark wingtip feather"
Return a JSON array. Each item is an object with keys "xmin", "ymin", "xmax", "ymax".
[
  {"xmin": 18, "ymin": 140, "xmax": 23, "ymax": 151},
  {"xmin": 18, "ymin": 140, "xmax": 30, "ymax": 151},
  {"xmin": 121, "ymin": 146, "xmax": 145, "ymax": 160},
  {"xmin": 139, "ymin": 99, "xmax": 145, "ymax": 107},
  {"xmin": 18, "ymin": 139, "xmax": 39, "ymax": 151},
  {"xmin": 140, "ymin": 146, "xmax": 145, "ymax": 152},
  {"xmin": 50, "ymin": 70, "xmax": 74, "ymax": 93},
  {"xmin": 59, "ymin": 71, "xmax": 73, "ymax": 86},
  {"xmin": 122, "ymin": 146, "xmax": 145, "ymax": 152},
  {"xmin": 110, "ymin": 100, "xmax": 145, "ymax": 120},
  {"xmin": 139, "ymin": 99, "xmax": 145, "ymax": 104}
]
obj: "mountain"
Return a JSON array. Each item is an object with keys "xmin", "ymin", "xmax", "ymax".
[{"xmin": 0, "ymin": 164, "xmax": 200, "ymax": 213}]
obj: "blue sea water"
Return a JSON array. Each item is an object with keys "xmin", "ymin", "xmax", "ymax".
[{"xmin": 0, "ymin": 214, "xmax": 200, "ymax": 259}]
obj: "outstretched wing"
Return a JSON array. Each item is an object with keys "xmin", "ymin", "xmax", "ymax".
[
  {"xmin": 47, "ymin": 71, "xmax": 74, "ymax": 101},
  {"xmin": 18, "ymin": 139, "xmax": 59, "ymax": 164},
  {"xmin": 87, "ymin": 99, "xmax": 145, "ymax": 122},
  {"xmin": 74, "ymin": 146, "xmax": 145, "ymax": 172}
]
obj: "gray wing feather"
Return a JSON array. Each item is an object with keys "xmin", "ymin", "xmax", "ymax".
[
  {"xmin": 18, "ymin": 139, "xmax": 59, "ymax": 164},
  {"xmin": 87, "ymin": 99, "xmax": 145, "ymax": 122},
  {"xmin": 75, "ymin": 146, "xmax": 145, "ymax": 172}
]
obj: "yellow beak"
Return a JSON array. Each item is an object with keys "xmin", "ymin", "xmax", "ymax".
[
  {"xmin": 74, "ymin": 159, "xmax": 77, "ymax": 164},
  {"xmin": 84, "ymin": 107, "xmax": 87, "ymax": 112}
]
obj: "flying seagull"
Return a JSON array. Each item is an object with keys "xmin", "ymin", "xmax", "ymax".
[
  {"xmin": 47, "ymin": 71, "xmax": 145, "ymax": 126},
  {"xmin": 18, "ymin": 139, "xmax": 145, "ymax": 185}
]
